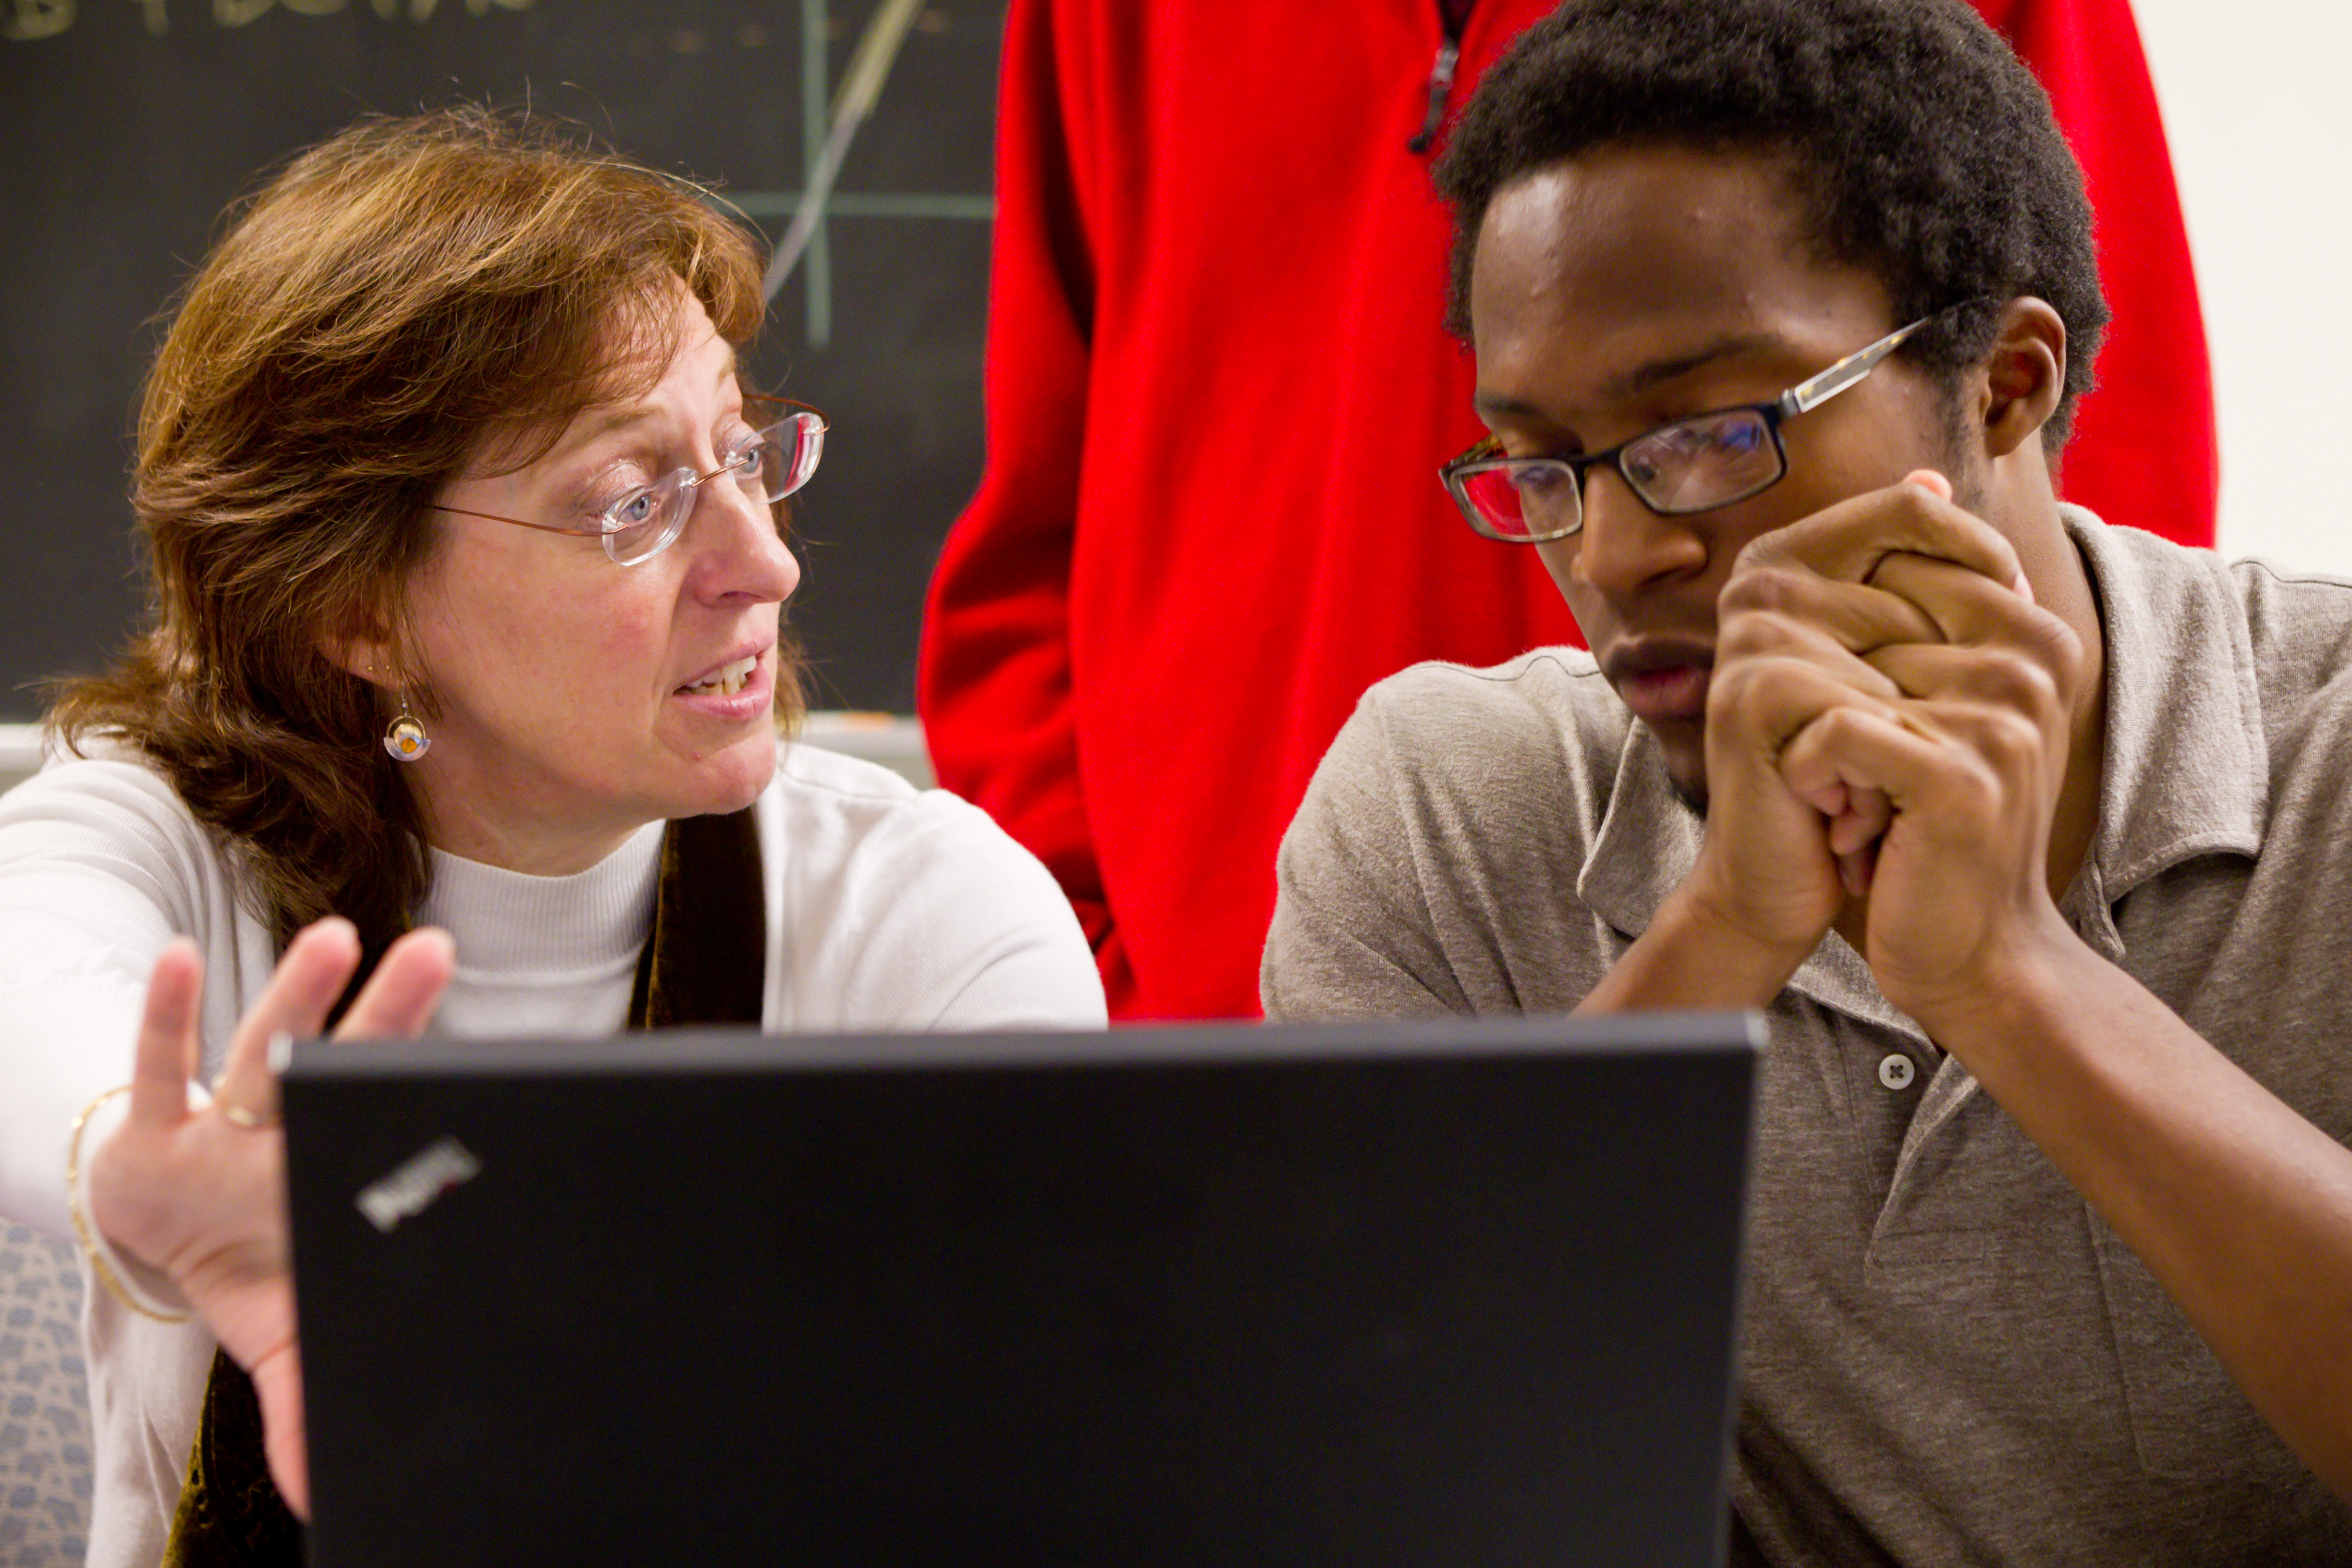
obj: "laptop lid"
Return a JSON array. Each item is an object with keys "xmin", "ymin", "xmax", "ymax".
[{"xmin": 282, "ymin": 1011, "xmax": 1759, "ymax": 1567}]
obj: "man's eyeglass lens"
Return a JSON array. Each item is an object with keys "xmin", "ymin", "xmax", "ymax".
[
  {"xmin": 1450, "ymin": 408, "xmax": 1783, "ymax": 543},
  {"xmin": 606, "ymin": 411, "xmax": 826, "ymax": 564}
]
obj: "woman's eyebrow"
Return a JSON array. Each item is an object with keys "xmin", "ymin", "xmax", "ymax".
[
  {"xmin": 549, "ymin": 346, "xmax": 743, "ymax": 460},
  {"xmin": 553, "ymin": 402, "xmax": 665, "ymax": 461}
]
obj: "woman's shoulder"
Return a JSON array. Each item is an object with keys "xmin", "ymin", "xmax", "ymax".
[
  {"xmin": 0, "ymin": 749, "xmax": 258, "ymax": 955},
  {"xmin": 764, "ymin": 741, "xmax": 975, "ymax": 840},
  {"xmin": 771, "ymin": 738, "xmax": 929, "ymax": 804},
  {"xmin": 757, "ymin": 741, "xmax": 1029, "ymax": 885},
  {"xmin": 0, "ymin": 746, "xmax": 215, "ymax": 858},
  {"xmin": 755, "ymin": 743, "xmax": 1104, "ymax": 1030}
]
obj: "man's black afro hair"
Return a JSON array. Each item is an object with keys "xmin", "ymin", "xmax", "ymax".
[{"xmin": 1434, "ymin": 0, "xmax": 2110, "ymax": 447}]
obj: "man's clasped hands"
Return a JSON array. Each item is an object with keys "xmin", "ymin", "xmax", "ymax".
[{"xmin": 1677, "ymin": 468, "xmax": 2092, "ymax": 1039}]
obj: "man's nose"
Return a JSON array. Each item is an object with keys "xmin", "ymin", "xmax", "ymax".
[{"xmin": 1568, "ymin": 466, "xmax": 1709, "ymax": 600}]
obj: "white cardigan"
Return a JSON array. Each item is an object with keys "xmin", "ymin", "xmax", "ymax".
[{"xmin": 0, "ymin": 742, "xmax": 1106, "ymax": 1568}]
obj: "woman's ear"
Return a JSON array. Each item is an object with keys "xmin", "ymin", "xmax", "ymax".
[
  {"xmin": 317, "ymin": 613, "xmax": 401, "ymax": 692},
  {"xmin": 1976, "ymin": 297, "xmax": 2069, "ymax": 461}
]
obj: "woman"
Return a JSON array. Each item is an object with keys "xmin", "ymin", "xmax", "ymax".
[{"xmin": 0, "ymin": 109, "xmax": 1104, "ymax": 1566}]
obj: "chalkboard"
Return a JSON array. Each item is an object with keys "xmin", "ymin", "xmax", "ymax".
[{"xmin": 0, "ymin": 0, "xmax": 1004, "ymax": 719}]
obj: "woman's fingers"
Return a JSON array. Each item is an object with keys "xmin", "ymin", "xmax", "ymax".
[
  {"xmin": 127, "ymin": 917, "xmax": 448, "ymax": 1140},
  {"xmin": 198, "ymin": 920, "xmax": 449, "ymax": 1133},
  {"xmin": 129, "ymin": 940, "xmax": 206, "ymax": 1128},
  {"xmin": 333, "ymin": 927, "xmax": 455, "ymax": 1042},
  {"xmin": 212, "ymin": 918, "xmax": 363, "ymax": 1127}
]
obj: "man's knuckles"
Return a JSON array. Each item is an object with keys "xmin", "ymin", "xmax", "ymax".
[
  {"xmin": 1715, "ymin": 603, "xmax": 1813, "ymax": 663},
  {"xmin": 1712, "ymin": 655, "xmax": 1898, "ymax": 752},
  {"xmin": 2021, "ymin": 604, "xmax": 2087, "ymax": 687},
  {"xmin": 1718, "ymin": 561, "xmax": 1820, "ymax": 618},
  {"xmin": 1869, "ymin": 642, "xmax": 2066, "ymax": 718},
  {"xmin": 1960, "ymin": 648, "xmax": 2066, "ymax": 719},
  {"xmin": 1722, "ymin": 560, "xmax": 1950, "ymax": 651},
  {"xmin": 1924, "ymin": 701, "xmax": 2051, "ymax": 778},
  {"xmin": 1780, "ymin": 697, "xmax": 2047, "ymax": 816},
  {"xmin": 1739, "ymin": 478, "xmax": 2019, "ymax": 587}
]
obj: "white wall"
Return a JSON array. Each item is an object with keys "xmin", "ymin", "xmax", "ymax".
[{"xmin": 2136, "ymin": 0, "xmax": 2352, "ymax": 575}]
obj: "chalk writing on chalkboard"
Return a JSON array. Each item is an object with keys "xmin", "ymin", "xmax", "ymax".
[{"xmin": 4, "ymin": 0, "xmax": 534, "ymax": 39}]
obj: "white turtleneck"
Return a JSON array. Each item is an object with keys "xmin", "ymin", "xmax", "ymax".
[{"xmin": 415, "ymin": 820, "xmax": 663, "ymax": 1039}]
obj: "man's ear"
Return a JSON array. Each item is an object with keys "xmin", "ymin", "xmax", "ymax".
[{"xmin": 1976, "ymin": 297, "xmax": 2068, "ymax": 460}]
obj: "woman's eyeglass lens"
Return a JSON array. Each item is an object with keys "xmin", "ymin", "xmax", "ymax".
[{"xmin": 602, "ymin": 410, "xmax": 827, "ymax": 565}]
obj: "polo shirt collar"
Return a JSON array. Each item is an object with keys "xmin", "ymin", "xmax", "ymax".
[
  {"xmin": 1571, "ymin": 505, "xmax": 2267, "ymax": 1030},
  {"xmin": 2064, "ymin": 505, "xmax": 2266, "ymax": 916}
]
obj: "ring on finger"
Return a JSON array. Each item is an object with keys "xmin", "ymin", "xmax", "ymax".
[{"xmin": 218, "ymin": 1099, "xmax": 281, "ymax": 1131}]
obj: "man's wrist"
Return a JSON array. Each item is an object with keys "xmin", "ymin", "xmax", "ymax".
[
  {"xmin": 1581, "ymin": 883, "xmax": 1817, "ymax": 1015},
  {"xmin": 1898, "ymin": 910, "xmax": 2089, "ymax": 1068}
]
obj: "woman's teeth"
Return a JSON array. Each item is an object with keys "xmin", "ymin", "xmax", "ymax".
[{"xmin": 684, "ymin": 655, "xmax": 757, "ymax": 697}]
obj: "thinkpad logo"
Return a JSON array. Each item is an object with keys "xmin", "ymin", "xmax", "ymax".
[{"xmin": 356, "ymin": 1137, "xmax": 481, "ymax": 1234}]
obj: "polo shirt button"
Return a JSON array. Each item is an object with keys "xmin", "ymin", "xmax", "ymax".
[{"xmin": 1878, "ymin": 1054, "xmax": 1918, "ymax": 1091}]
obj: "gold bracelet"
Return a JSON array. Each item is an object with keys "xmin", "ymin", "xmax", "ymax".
[{"xmin": 65, "ymin": 1084, "xmax": 193, "ymax": 1325}]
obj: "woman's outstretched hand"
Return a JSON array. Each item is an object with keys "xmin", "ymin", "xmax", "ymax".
[{"xmin": 86, "ymin": 917, "xmax": 456, "ymax": 1519}]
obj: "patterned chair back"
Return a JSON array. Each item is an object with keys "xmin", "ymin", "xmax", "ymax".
[{"xmin": 0, "ymin": 1223, "xmax": 91, "ymax": 1567}]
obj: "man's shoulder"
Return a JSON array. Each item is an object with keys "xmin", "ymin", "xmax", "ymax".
[
  {"xmin": 2224, "ymin": 555, "xmax": 2352, "ymax": 811},
  {"xmin": 2081, "ymin": 514, "xmax": 2352, "ymax": 872},
  {"xmin": 1269, "ymin": 649, "xmax": 1641, "ymax": 1019},
  {"xmin": 2089, "ymin": 514, "xmax": 2352, "ymax": 710},
  {"xmin": 1298, "ymin": 646, "xmax": 1633, "ymax": 860},
  {"xmin": 1348, "ymin": 646, "xmax": 1630, "ymax": 774},
  {"xmin": 2072, "ymin": 512, "xmax": 2352, "ymax": 779},
  {"xmin": 2228, "ymin": 554, "xmax": 2352, "ymax": 697}
]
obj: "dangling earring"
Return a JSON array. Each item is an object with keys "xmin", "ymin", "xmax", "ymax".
[{"xmin": 383, "ymin": 690, "xmax": 431, "ymax": 762}]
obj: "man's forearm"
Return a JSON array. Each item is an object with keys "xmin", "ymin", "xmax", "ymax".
[
  {"xmin": 1931, "ymin": 936, "xmax": 2352, "ymax": 1504},
  {"xmin": 1574, "ymin": 888, "xmax": 1813, "ymax": 1015}
]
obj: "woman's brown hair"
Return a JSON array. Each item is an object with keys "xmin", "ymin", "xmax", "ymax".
[{"xmin": 50, "ymin": 107, "xmax": 804, "ymax": 963}]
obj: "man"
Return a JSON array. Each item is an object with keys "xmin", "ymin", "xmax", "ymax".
[
  {"xmin": 1262, "ymin": 1, "xmax": 2352, "ymax": 1561},
  {"xmin": 919, "ymin": 0, "xmax": 2212, "ymax": 1021}
]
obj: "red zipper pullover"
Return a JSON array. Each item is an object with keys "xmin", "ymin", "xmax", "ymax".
[{"xmin": 920, "ymin": 0, "xmax": 2213, "ymax": 1021}]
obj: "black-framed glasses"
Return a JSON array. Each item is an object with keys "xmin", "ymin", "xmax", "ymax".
[
  {"xmin": 1439, "ymin": 316, "xmax": 1933, "ymax": 543},
  {"xmin": 431, "ymin": 394, "xmax": 827, "ymax": 566}
]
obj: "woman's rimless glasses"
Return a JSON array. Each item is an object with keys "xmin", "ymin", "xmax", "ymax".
[{"xmin": 432, "ymin": 396, "xmax": 827, "ymax": 566}]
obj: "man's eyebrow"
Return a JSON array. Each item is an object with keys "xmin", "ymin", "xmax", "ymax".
[
  {"xmin": 1470, "ymin": 332, "xmax": 1791, "ymax": 424},
  {"xmin": 1600, "ymin": 332, "xmax": 1784, "ymax": 401}
]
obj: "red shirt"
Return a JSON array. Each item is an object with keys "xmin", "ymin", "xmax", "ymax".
[{"xmin": 920, "ymin": 0, "xmax": 2214, "ymax": 1020}]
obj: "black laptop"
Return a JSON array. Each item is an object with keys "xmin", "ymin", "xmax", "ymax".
[{"xmin": 282, "ymin": 1011, "xmax": 1759, "ymax": 1567}]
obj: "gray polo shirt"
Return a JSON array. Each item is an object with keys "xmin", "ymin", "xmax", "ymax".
[{"xmin": 1263, "ymin": 509, "xmax": 2352, "ymax": 1564}]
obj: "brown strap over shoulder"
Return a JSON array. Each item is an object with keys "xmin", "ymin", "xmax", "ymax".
[{"xmin": 627, "ymin": 804, "xmax": 768, "ymax": 1030}]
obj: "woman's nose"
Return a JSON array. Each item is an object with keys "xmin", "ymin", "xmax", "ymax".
[{"xmin": 687, "ymin": 476, "xmax": 802, "ymax": 605}]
